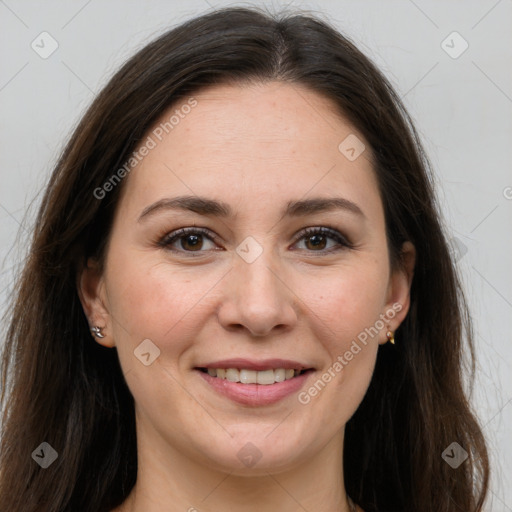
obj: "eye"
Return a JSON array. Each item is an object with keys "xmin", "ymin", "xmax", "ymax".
[
  {"xmin": 158, "ymin": 227, "xmax": 219, "ymax": 255},
  {"xmin": 158, "ymin": 225, "xmax": 352, "ymax": 256},
  {"xmin": 292, "ymin": 226, "xmax": 352, "ymax": 253}
]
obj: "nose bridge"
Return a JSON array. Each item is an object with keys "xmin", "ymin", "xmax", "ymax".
[
  {"xmin": 218, "ymin": 238, "xmax": 298, "ymax": 336},
  {"xmin": 240, "ymin": 249, "xmax": 281, "ymax": 302}
]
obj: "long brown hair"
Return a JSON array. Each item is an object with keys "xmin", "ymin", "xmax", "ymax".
[{"xmin": 0, "ymin": 6, "xmax": 489, "ymax": 511}]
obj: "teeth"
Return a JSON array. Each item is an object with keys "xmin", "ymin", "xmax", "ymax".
[
  {"xmin": 205, "ymin": 368, "xmax": 303, "ymax": 384},
  {"xmin": 274, "ymin": 369, "xmax": 286, "ymax": 382},
  {"xmin": 257, "ymin": 369, "xmax": 275, "ymax": 385},
  {"xmin": 225, "ymin": 368, "xmax": 239, "ymax": 382},
  {"xmin": 240, "ymin": 369, "xmax": 257, "ymax": 384}
]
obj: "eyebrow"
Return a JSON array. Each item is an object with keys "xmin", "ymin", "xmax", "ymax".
[{"xmin": 137, "ymin": 195, "xmax": 365, "ymax": 222}]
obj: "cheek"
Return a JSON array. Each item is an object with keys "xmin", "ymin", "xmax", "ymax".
[
  {"xmin": 302, "ymin": 273, "xmax": 383, "ymax": 424},
  {"xmin": 299, "ymin": 261, "xmax": 387, "ymax": 401},
  {"xmin": 105, "ymin": 256, "xmax": 219, "ymax": 427},
  {"xmin": 305, "ymin": 262, "xmax": 389, "ymax": 339},
  {"xmin": 105, "ymin": 252, "xmax": 222, "ymax": 356}
]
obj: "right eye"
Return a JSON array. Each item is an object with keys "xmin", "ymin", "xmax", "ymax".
[{"xmin": 158, "ymin": 227, "xmax": 221, "ymax": 255}]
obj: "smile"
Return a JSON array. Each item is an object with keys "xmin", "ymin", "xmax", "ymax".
[
  {"xmin": 198, "ymin": 367, "xmax": 307, "ymax": 384},
  {"xmin": 195, "ymin": 359, "xmax": 315, "ymax": 406}
]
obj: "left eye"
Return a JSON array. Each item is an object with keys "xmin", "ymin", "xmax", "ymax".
[
  {"xmin": 159, "ymin": 226, "xmax": 351, "ymax": 255},
  {"xmin": 293, "ymin": 226, "xmax": 351, "ymax": 253}
]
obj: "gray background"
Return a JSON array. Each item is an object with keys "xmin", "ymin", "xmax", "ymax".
[{"xmin": 1, "ymin": 1, "xmax": 511, "ymax": 510}]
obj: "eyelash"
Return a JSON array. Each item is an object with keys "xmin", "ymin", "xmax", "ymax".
[{"xmin": 157, "ymin": 226, "xmax": 353, "ymax": 257}]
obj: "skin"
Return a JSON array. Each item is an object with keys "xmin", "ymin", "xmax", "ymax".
[{"xmin": 79, "ymin": 81, "xmax": 415, "ymax": 512}]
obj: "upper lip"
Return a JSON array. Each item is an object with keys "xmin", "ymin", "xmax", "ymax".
[{"xmin": 196, "ymin": 358, "xmax": 313, "ymax": 372}]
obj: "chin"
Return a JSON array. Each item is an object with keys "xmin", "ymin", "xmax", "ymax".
[{"xmin": 195, "ymin": 430, "xmax": 311, "ymax": 475}]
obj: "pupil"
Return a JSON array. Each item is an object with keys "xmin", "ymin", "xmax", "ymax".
[
  {"xmin": 184, "ymin": 235, "xmax": 201, "ymax": 250},
  {"xmin": 308, "ymin": 235, "xmax": 325, "ymax": 250}
]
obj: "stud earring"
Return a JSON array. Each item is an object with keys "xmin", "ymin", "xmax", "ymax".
[
  {"xmin": 386, "ymin": 330, "xmax": 395, "ymax": 345},
  {"xmin": 90, "ymin": 326, "xmax": 105, "ymax": 339}
]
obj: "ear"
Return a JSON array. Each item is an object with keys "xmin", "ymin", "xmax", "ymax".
[
  {"xmin": 379, "ymin": 241, "xmax": 416, "ymax": 344},
  {"xmin": 77, "ymin": 257, "xmax": 115, "ymax": 348}
]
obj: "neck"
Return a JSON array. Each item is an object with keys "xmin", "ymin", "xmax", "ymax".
[{"xmin": 116, "ymin": 415, "xmax": 354, "ymax": 512}]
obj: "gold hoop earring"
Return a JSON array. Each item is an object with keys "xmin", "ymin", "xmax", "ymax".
[{"xmin": 386, "ymin": 330, "xmax": 395, "ymax": 345}]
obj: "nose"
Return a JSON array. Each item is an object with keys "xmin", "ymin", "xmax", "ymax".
[{"xmin": 217, "ymin": 251, "xmax": 298, "ymax": 337}]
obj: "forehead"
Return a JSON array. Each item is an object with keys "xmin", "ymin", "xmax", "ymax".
[{"xmin": 117, "ymin": 81, "xmax": 381, "ymax": 220}]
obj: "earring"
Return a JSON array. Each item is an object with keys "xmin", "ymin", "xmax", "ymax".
[
  {"xmin": 386, "ymin": 330, "xmax": 395, "ymax": 345},
  {"xmin": 90, "ymin": 326, "xmax": 105, "ymax": 339}
]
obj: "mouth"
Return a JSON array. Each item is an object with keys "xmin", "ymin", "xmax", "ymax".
[
  {"xmin": 196, "ymin": 367, "xmax": 312, "ymax": 384},
  {"xmin": 194, "ymin": 359, "xmax": 315, "ymax": 406}
]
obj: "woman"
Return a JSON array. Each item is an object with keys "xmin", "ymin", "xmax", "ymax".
[{"xmin": 0, "ymin": 6, "xmax": 489, "ymax": 512}]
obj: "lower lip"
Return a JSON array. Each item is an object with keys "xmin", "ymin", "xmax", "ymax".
[{"xmin": 196, "ymin": 370, "xmax": 313, "ymax": 406}]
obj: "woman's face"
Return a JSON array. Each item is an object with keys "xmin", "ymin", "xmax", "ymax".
[{"xmin": 81, "ymin": 81, "xmax": 413, "ymax": 475}]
